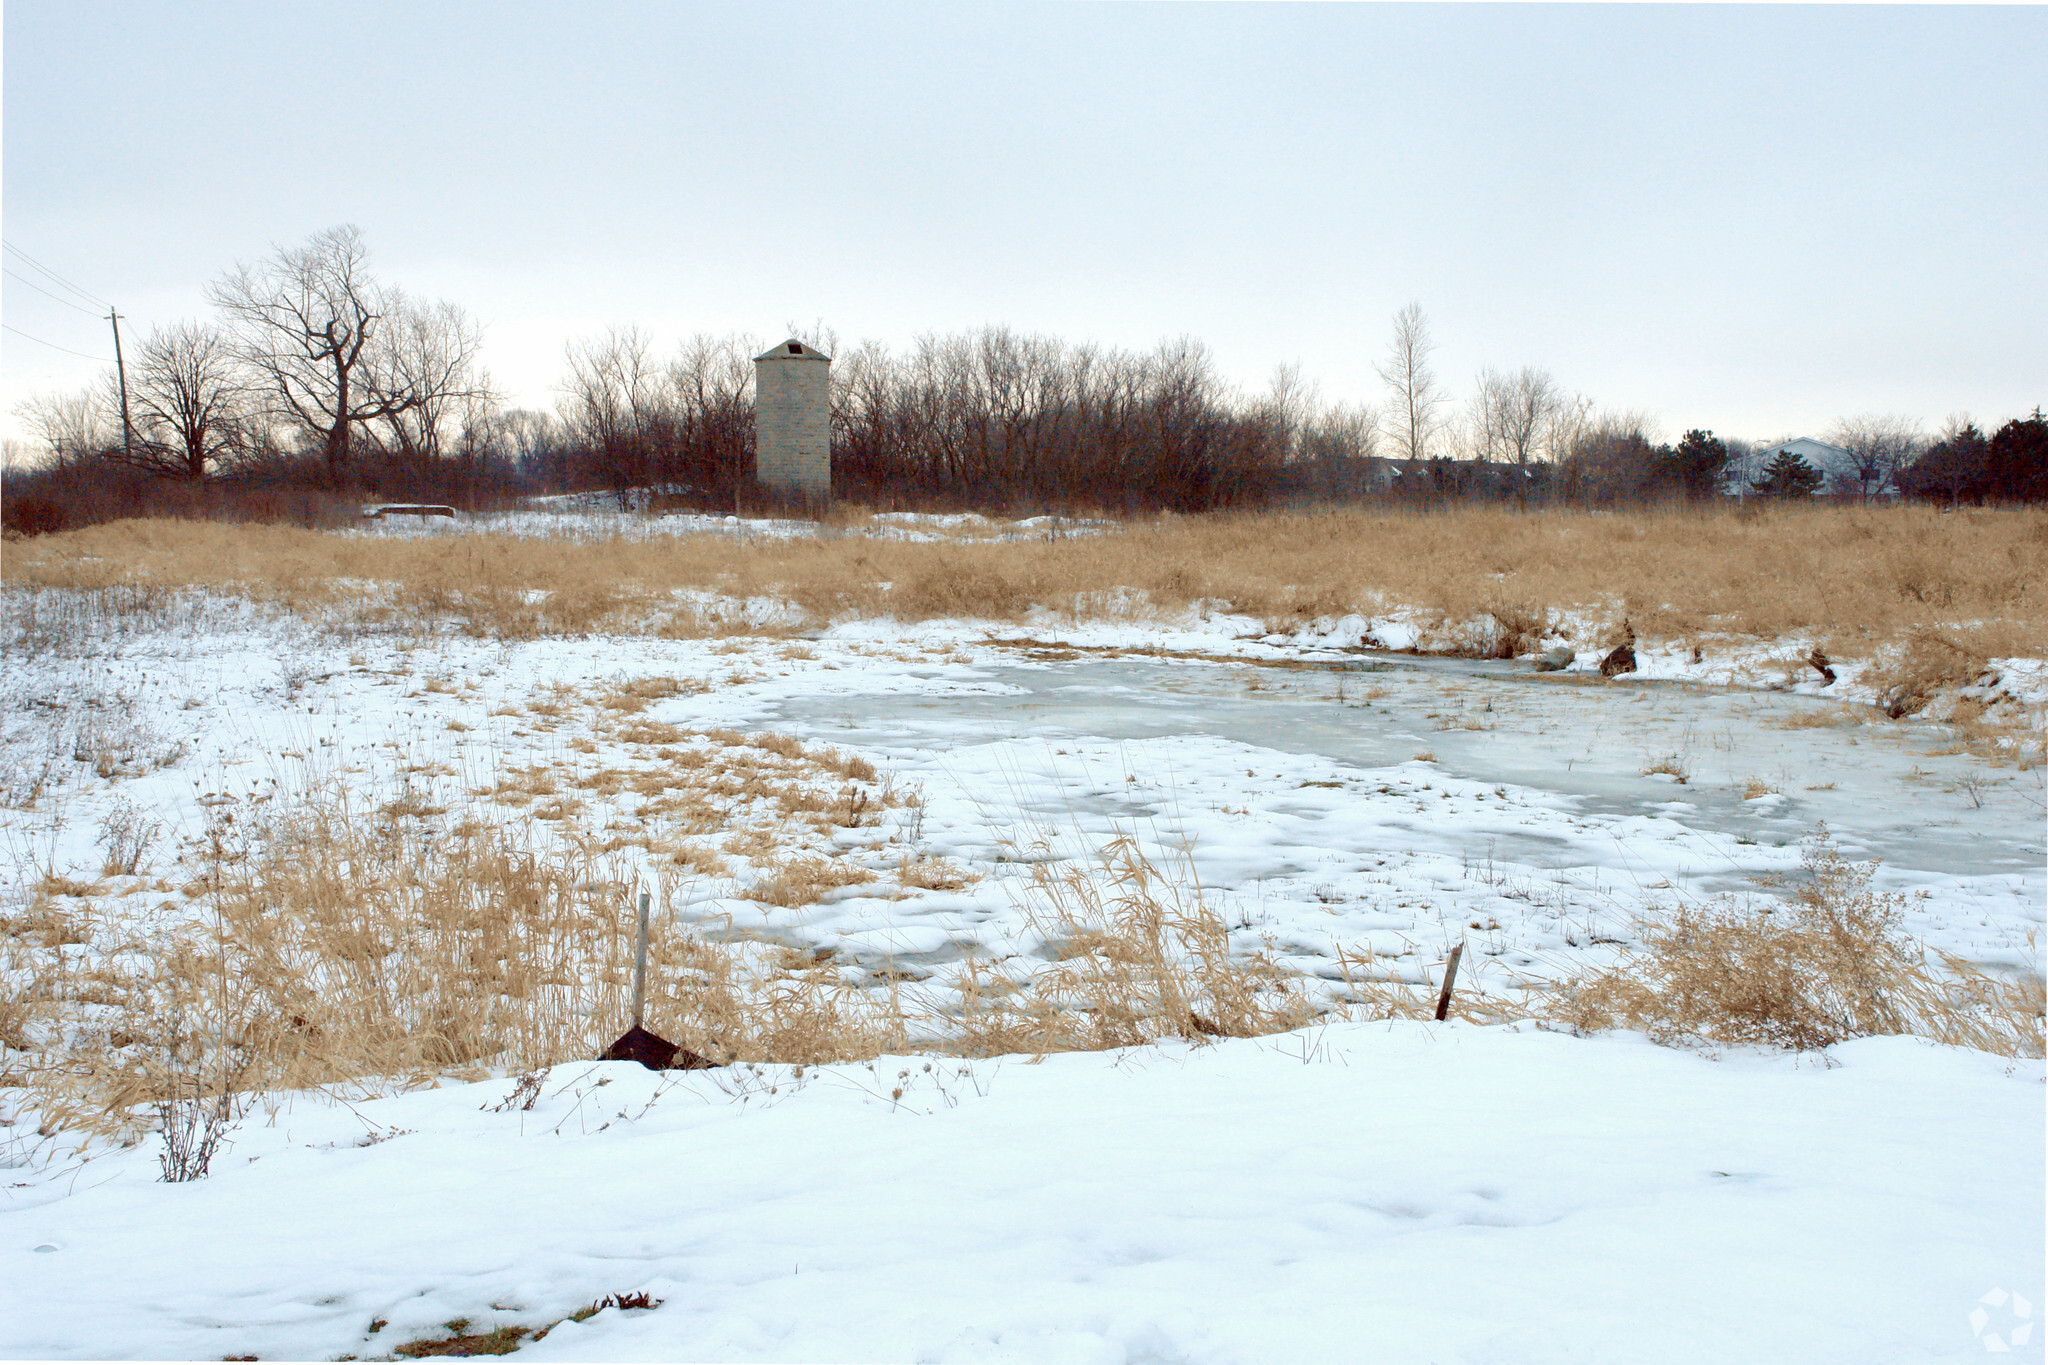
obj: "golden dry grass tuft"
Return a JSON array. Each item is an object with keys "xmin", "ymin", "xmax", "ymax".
[
  {"xmin": 1775, "ymin": 705, "xmax": 1861, "ymax": 730},
  {"xmin": 743, "ymin": 854, "xmax": 879, "ymax": 907},
  {"xmin": 1, "ymin": 690, "xmax": 937, "ymax": 1141},
  {"xmin": 6, "ymin": 789, "xmax": 897, "ymax": 1142},
  {"xmin": 948, "ymin": 834, "xmax": 1325, "ymax": 1055},
  {"xmin": 392, "ymin": 1321, "xmax": 534, "ymax": 1358},
  {"xmin": 596, "ymin": 675, "xmax": 704, "ymax": 713},
  {"xmin": 0, "ymin": 943, "xmax": 31, "ymax": 1066},
  {"xmin": 1550, "ymin": 829, "xmax": 2044, "ymax": 1056},
  {"xmin": 897, "ymin": 855, "xmax": 977, "ymax": 892},
  {"xmin": 1641, "ymin": 754, "xmax": 1691, "ymax": 783}
]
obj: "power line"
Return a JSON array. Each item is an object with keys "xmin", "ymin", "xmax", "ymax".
[
  {"xmin": 3, "ymin": 267, "xmax": 103, "ymax": 316},
  {"xmin": 2, "ymin": 241, "xmax": 110, "ymax": 308},
  {"xmin": 1, "ymin": 241, "xmax": 111, "ymax": 309},
  {"xmin": 1, "ymin": 323, "xmax": 111, "ymax": 363}
]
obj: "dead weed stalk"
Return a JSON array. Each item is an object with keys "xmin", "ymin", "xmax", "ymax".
[
  {"xmin": 951, "ymin": 833, "xmax": 1322, "ymax": 1054},
  {"xmin": 1549, "ymin": 828, "xmax": 2044, "ymax": 1056}
]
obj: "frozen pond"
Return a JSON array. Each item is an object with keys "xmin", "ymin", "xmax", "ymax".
[
  {"xmin": 3, "ymin": 609, "xmax": 2038, "ymax": 993},
  {"xmin": 719, "ymin": 644, "xmax": 2044, "ymax": 984},
  {"xmin": 770, "ymin": 648, "xmax": 2045, "ymax": 883}
]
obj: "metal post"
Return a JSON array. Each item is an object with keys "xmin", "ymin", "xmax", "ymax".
[{"xmin": 630, "ymin": 891, "xmax": 651, "ymax": 1031}]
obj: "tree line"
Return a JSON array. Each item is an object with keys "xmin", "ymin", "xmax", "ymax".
[{"xmin": 8, "ymin": 226, "xmax": 2044, "ymax": 533}]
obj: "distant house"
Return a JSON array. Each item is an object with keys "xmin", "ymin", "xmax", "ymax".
[{"xmin": 1725, "ymin": 437, "xmax": 1897, "ymax": 498}]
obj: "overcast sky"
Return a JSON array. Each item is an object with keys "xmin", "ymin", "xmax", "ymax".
[{"xmin": 4, "ymin": 2, "xmax": 2042, "ymax": 451}]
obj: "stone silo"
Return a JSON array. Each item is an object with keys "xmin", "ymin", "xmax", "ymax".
[{"xmin": 752, "ymin": 339, "xmax": 831, "ymax": 498}]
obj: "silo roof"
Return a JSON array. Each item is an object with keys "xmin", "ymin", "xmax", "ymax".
[{"xmin": 754, "ymin": 338, "xmax": 831, "ymax": 362}]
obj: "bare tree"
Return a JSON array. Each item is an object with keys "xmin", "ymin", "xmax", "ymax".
[
  {"xmin": 665, "ymin": 332, "xmax": 758, "ymax": 494},
  {"xmin": 493, "ymin": 408, "xmax": 571, "ymax": 490},
  {"xmin": 1299, "ymin": 402, "xmax": 1377, "ymax": 462},
  {"xmin": 1264, "ymin": 362, "xmax": 1318, "ymax": 465},
  {"xmin": 1556, "ymin": 408, "xmax": 1663, "ymax": 504},
  {"xmin": 15, "ymin": 388, "xmax": 114, "ymax": 465},
  {"xmin": 361, "ymin": 294, "xmax": 495, "ymax": 467},
  {"xmin": 790, "ymin": 325, "xmax": 1285, "ymax": 510},
  {"xmin": 1465, "ymin": 374, "xmax": 1505, "ymax": 463},
  {"xmin": 109, "ymin": 321, "xmax": 247, "ymax": 480},
  {"xmin": 781, "ymin": 318, "xmax": 841, "ymax": 363},
  {"xmin": 1469, "ymin": 366, "xmax": 1563, "ymax": 466},
  {"xmin": 1543, "ymin": 393, "xmax": 1595, "ymax": 465},
  {"xmin": 1827, "ymin": 413, "xmax": 1924, "ymax": 500},
  {"xmin": 558, "ymin": 326, "xmax": 663, "ymax": 501},
  {"xmin": 207, "ymin": 225, "xmax": 423, "ymax": 483},
  {"xmin": 1375, "ymin": 302, "xmax": 1447, "ymax": 463}
]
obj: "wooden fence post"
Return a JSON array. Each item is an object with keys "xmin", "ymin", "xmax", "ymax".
[{"xmin": 1434, "ymin": 938, "xmax": 1466, "ymax": 1022}]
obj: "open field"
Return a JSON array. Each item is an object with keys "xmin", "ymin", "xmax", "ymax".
[
  {"xmin": 8, "ymin": 501, "xmax": 2046, "ymax": 661},
  {"xmin": 1, "ymin": 502, "xmax": 2043, "ymax": 1361}
]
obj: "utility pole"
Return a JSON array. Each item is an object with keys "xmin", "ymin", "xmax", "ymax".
[{"xmin": 108, "ymin": 308, "xmax": 134, "ymax": 464}]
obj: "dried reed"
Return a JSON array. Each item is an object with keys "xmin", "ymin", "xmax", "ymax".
[
  {"xmin": 8, "ymin": 807, "xmax": 2040, "ymax": 1156},
  {"xmin": 6, "ymin": 505, "xmax": 2042, "ymax": 662},
  {"xmin": 1549, "ymin": 829, "xmax": 2045, "ymax": 1056},
  {"xmin": 948, "ymin": 833, "xmax": 1323, "ymax": 1055}
]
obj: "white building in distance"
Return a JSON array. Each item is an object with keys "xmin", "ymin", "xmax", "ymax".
[{"xmin": 1724, "ymin": 436, "xmax": 1896, "ymax": 498}]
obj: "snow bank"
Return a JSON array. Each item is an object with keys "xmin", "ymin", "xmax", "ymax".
[{"xmin": 4, "ymin": 1025, "xmax": 2037, "ymax": 1363}]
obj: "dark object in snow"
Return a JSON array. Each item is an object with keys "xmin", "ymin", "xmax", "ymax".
[
  {"xmin": 362, "ymin": 503, "xmax": 457, "ymax": 520},
  {"xmin": 1435, "ymin": 939, "xmax": 1466, "ymax": 1022},
  {"xmin": 602, "ymin": 891, "xmax": 721, "ymax": 1071},
  {"xmin": 603, "ymin": 1025, "xmax": 715, "ymax": 1071},
  {"xmin": 1808, "ymin": 648, "xmax": 1836, "ymax": 685},
  {"xmin": 1533, "ymin": 645, "xmax": 1573, "ymax": 672},
  {"xmin": 1599, "ymin": 643, "xmax": 1637, "ymax": 678},
  {"xmin": 1600, "ymin": 620, "xmax": 1638, "ymax": 678}
]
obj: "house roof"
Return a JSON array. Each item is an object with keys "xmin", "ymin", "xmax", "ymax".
[{"xmin": 1759, "ymin": 437, "xmax": 1852, "ymax": 460}]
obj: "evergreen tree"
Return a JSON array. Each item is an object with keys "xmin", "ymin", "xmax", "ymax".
[
  {"xmin": 1985, "ymin": 410, "xmax": 2048, "ymax": 502},
  {"xmin": 1900, "ymin": 422, "xmax": 1990, "ymax": 504},
  {"xmin": 1656, "ymin": 428, "xmax": 1730, "ymax": 499},
  {"xmin": 1750, "ymin": 449, "xmax": 1823, "ymax": 498}
]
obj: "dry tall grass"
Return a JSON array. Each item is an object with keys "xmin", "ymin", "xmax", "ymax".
[
  {"xmin": 7, "ymin": 788, "xmax": 908, "ymax": 1143},
  {"xmin": 1551, "ymin": 829, "xmax": 2044, "ymax": 1056},
  {"xmin": 5, "ymin": 505, "xmax": 2043, "ymax": 663},
  {"xmin": 6, "ymin": 788, "xmax": 2040, "ymax": 1154},
  {"xmin": 1, "ymin": 813, "xmax": 1435, "ymax": 1149},
  {"xmin": 948, "ymin": 834, "xmax": 1325, "ymax": 1055}
]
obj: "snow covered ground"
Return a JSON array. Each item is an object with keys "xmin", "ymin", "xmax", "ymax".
[
  {"xmin": 1, "ymin": 529, "xmax": 2042, "ymax": 1361},
  {"xmin": 5, "ymin": 1028, "xmax": 2039, "ymax": 1363}
]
